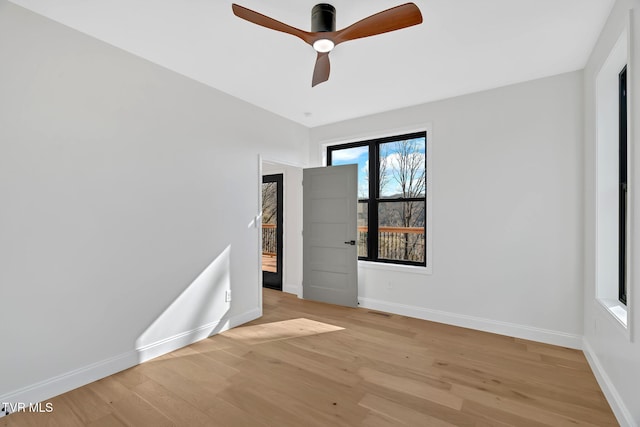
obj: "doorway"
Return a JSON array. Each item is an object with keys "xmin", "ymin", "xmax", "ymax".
[{"xmin": 262, "ymin": 173, "xmax": 283, "ymax": 290}]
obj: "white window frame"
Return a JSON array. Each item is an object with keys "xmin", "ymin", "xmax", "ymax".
[{"xmin": 595, "ymin": 18, "xmax": 632, "ymax": 339}]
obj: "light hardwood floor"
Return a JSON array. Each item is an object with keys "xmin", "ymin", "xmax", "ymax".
[
  {"xmin": 262, "ymin": 254, "xmax": 277, "ymax": 273},
  {"xmin": 2, "ymin": 289, "xmax": 617, "ymax": 426}
]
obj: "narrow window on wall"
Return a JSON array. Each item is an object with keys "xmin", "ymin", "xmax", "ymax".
[{"xmin": 619, "ymin": 66, "xmax": 628, "ymax": 305}]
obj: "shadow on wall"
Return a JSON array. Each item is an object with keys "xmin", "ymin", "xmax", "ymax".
[{"xmin": 134, "ymin": 245, "xmax": 232, "ymax": 363}]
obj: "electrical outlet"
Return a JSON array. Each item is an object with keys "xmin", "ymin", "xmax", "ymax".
[
  {"xmin": 386, "ymin": 282, "xmax": 393, "ymax": 290},
  {"xmin": 225, "ymin": 290, "xmax": 232, "ymax": 302}
]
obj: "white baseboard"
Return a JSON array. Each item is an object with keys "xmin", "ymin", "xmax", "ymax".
[
  {"xmin": 136, "ymin": 307, "xmax": 261, "ymax": 362},
  {"xmin": 0, "ymin": 307, "xmax": 261, "ymax": 418},
  {"xmin": 358, "ymin": 297, "xmax": 583, "ymax": 349},
  {"xmin": 282, "ymin": 283, "xmax": 301, "ymax": 297},
  {"xmin": 0, "ymin": 351, "xmax": 139, "ymax": 418},
  {"xmin": 582, "ymin": 339, "xmax": 636, "ymax": 427}
]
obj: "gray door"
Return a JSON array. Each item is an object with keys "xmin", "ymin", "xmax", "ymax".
[{"xmin": 303, "ymin": 165, "xmax": 358, "ymax": 307}]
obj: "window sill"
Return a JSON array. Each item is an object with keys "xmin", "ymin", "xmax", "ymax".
[
  {"xmin": 597, "ymin": 298, "xmax": 628, "ymax": 328},
  {"xmin": 358, "ymin": 260, "xmax": 432, "ymax": 275}
]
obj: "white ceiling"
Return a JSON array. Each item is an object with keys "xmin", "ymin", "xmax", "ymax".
[{"xmin": 10, "ymin": 0, "xmax": 614, "ymax": 127}]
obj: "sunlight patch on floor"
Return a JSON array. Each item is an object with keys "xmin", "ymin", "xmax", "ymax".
[{"xmin": 222, "ymin": 318, "xmax": 344, "ymax": 345}]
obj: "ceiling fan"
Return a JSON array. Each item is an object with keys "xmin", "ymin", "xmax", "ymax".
[{"xmin": 231, "ymin": 3, "xmax": 423, "ymax": 87}]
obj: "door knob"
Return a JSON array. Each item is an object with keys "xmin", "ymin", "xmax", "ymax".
[{"xmin": 344, "ymin": 240, "xmax": 356, "ymax": 245}]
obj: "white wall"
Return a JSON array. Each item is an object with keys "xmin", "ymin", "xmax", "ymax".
[
  {"xmin": 310, "ymin": 71, "xmax": 585, "ymax": 349},
  {"xmin": 3, "ymin": 0, "xmax": 635, "ymax": 422},
  {"xmin": 0, "ymin": 1, "xmax": 309, "ymax": 406},
  {"xmin": 583, "ymin": 1, "xmax": 640, "ymax": 426},
  {"xmin": 261, "ymin": 161, "xmax": 304, "ymax": 296}
]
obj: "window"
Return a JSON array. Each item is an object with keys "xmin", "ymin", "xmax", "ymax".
[
  {"xmin": 328, "ymin": 132, "xmax": 427, "ymax": 266},
  {"xmin": 619, "ymin": 65, "xmax": 627, "ymax": 305},
  {"xmin": 595, "ymin": 25, "xmax": 629, "ymax": 331}
]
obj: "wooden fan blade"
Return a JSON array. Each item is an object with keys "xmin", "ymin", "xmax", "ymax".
[
  {"xmin": 312, "ymin": 52, "xmax": 330, "ymax": 87},
  {"xmin": 333, "ymin": 3, "xmax": 422, "ymax": 45},
  {"xmin": 232, "ymin": 4, "xmax": 315, "ymax": 45}
]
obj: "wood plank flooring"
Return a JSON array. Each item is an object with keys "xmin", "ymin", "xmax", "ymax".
[
  {"xmin": 2, "ymin": 289, "xmax": 617, "ymax": 426},
  {"xmin": 262, "ymin": 254, "xmax": 276, "ymax": 273}
]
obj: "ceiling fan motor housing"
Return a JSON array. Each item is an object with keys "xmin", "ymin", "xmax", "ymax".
[{"xmin": 312, "ymin": 4, "xmax": 336, "ymax": 32}]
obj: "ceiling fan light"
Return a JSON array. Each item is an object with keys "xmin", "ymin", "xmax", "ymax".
[{"xmin": 313, "ymin": 39, "xmax": 334, "ymax": 53}]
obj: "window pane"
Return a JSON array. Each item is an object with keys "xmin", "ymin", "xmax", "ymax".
[
  {"xmin": 330, "ymin": 145, "xmax": 369, "ymax": 200},
  {"xmin": 619, "ymin": 66, "xmax": 627, "ymax": 305},
  {"xmin": 262, "ymin": 182, "xmax": 277, "ymax": 273},
  {"xmin": 378, "ymin": 201, "xmax": 425, "ymax": 263},
  {"xmin": 379, "ymin": 137, "xmax": 426, "ymax": 199},
  {"xmin": 358, "ymin": 202, "xmax": 368, "ymax": 258}
]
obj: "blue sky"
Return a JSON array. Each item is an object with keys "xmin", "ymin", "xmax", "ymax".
[
  {"xmin": 331, "ymin": 137, "xmax": 425, "ymax": 199},
  {"xmin": 331, "ymin": 145, "xmax": 369, "ymax": 197}
]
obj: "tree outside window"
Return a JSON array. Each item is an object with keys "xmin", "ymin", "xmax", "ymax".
[{"xmin": 328, "ymin": 132, "xmax": 427, "ymax": 266}]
